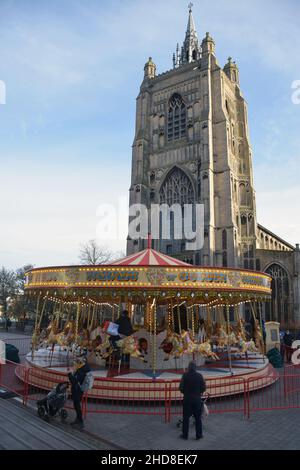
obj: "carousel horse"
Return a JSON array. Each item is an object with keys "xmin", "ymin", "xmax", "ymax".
[
  {"xmin": 254, "ymin": 319, "xmax": 265, "ymax": 354},
  {"xmin": 56, "ymin": 321, "xmax": 76, "ymax": 351},
  {"xmin": 98, "ymin": 334, "xmax": 114, "ymax": 359},
  {"xmin": 235, "ymin": 317, "xmax": 247, "ymax": 342},
  {"xmin": 31, "ymin": 329, "xmax": 46, "ymax": 351},
  {"xmin": 194, "ymin": 341, "xmax": 219, "ymax": 361},
  {"xmin": 237, "ymin": 335, "xmax": 258, "ymax": 354},
  {"xmin": 216, "ymin": 326, "xmax": 229, "ymax": 348},
  {"xmin": 228, "ymin": 330, "xmax": 238, "ymax": 347},
  {"xmin": 116, "ymin": 336, "xmax": 147, "ymax": 363},
  {"xmin": 42, "ymin": 322, "xmax": 60, "ymax": 349},
  {"xmin": 77, "ymin": 328, "xmax": 91, "ymax": 349},
  {"xmin": 160, "ymin": 330, "xmax": 219, "ymax": 361},
  {"xmin": 160, "ymin": 331, "xmax": 185, "ymax": 360},
  {"xmin": 181, "ymin": 330, "xmax": 196, "ymax": 355}
]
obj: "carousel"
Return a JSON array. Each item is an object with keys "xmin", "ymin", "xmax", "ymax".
[{"xmin": 22, "ymin": 241, "xmax": 274, "ymax": 399}]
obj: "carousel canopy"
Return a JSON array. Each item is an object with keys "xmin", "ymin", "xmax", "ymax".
[{"xmin": 111, "ymin": 247, "xmax": 191, "ymax": 267}]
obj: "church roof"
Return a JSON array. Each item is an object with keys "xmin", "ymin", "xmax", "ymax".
[{"xmin": 111, "ymin": 248, "xmax": 192, "ymax": 267}]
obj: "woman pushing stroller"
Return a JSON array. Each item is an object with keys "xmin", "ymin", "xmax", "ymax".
[{"xmin": 68, "ymin": 356, "xmax": 93, "ymax": 430}]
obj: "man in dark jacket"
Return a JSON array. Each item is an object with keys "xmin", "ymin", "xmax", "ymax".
[
  {"xmin": 116, "ymin": 310, "xmax": 133, "ymax": 337},
  {"xmin": 179, "ymin": 361, "xmax": 206, "ymax": 440},
  {"xmin": 115, "ymin": 310, "xmax": 134, "ymax": 366},
  {"xmin": 68, "ymin": 357, "xmax": 91, "ymax": 429}
]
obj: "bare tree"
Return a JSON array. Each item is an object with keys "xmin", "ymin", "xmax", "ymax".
[
  {"xmin": 79, "ymin": 240, "xmax": 114, "ymax": 265},
  {"xmin": 0, "ymin": 267, "xmax": 17, "ymax": 316}
]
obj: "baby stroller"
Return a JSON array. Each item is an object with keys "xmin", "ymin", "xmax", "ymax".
[
  {"xmin": 37, "ymin": 382, "xmax": 69, "ymax": 422},
  {"xmin": 176, "ymin": 392, "xmax": 210, "ymax": 429}
]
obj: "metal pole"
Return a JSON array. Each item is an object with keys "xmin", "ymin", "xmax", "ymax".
[
  {"xmin": 152, "ymin": 298, "xmax": 157, "ymax": 379},
  {"xmin": 226, "ymin": 304, "xmax": 233, "ymax": 375}
]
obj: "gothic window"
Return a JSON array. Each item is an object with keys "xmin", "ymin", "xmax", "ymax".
[
  {"xmin": 159, "ymin": 167, "xmax": 195, "ymax": 255},
  {"xmin": 240, "ymin": 184, "xmax": 246, "ymax": 206},
  {"xmin": 222, "ymin": 230, "xmax": 227, "ymax": 250},
  {"xmin": 241, "ymin": 215, "xmax": 247, "ymax": 237},
  {"xmin": 197, "ymin": 162, "xmax": 202, "ymax": 198},
  {"xmin": 243, "ymin": 244, "xmax": 255, "ymax": 270},
  {"xmin": 167, "ymin": 93, "xmax": 186, "ymax": 142},
  {"xmin": 222, "ymin": 230, "xmax": 228, "ymax": 267},
  {"xmin": 159, "ymin": 167, "xmax": 194, "ymax": 206},
  {"xmin": 265, "ymin": 264, "xmax": 290, "ymax": 325}
]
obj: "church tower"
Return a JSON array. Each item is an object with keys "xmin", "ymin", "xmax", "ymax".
[{"xmin": 127, "ymin": 5, "xmax": 257, "ymax": 270}]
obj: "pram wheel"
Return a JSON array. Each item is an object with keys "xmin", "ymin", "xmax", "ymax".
[
  {"xmin": 37, "ymin": 406, "xmax": 46, "ymax": 419},
  {"xmin": 60, "ymin": 409, "xmax": 68, "ymax": 421}
]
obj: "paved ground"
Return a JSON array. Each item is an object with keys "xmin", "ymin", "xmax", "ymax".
[
  {"xmin": 1, "ymin": 395, "xmax": 299, "ymax": 450},
  {"xmin": 81, "ymin": 408, "xmax": 300, "ymax": 450}
]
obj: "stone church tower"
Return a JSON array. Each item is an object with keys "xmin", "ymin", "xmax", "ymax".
[
  {"xmin": 127, "ymin": 5, "xmax": 256, "ymax": 270},
  {"xmin": 127, "ymin": 6, "xmax": 300, "ymax": 328}
]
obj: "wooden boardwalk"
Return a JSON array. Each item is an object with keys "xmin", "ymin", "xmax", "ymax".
[{"xmin": 0, "ymin": 398, "xmax": 110, "ymax": 450}]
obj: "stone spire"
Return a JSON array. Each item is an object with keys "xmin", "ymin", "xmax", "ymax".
[{"xmin": 173, "ymin": 4, "xmax": 201, "ymax": 68}]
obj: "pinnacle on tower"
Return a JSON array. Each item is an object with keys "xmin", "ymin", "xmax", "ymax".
[
  {"xmin": 172, "ymin": 4, "xmax": 201, "ymax": 68},
  {"xmin": 144, "ymin": 57, "xmax": 156, "ymax": 79}
]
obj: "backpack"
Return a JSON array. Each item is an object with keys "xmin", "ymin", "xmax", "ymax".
[{"xmin": 80, "ymin": 371, "xmax": 94, "ymax": 393}]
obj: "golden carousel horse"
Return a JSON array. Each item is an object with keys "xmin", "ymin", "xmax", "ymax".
[
  {"xmin": 56, "ymin": 321, "xmax": 76, "ymax": 351},
  {"xmin": 160, "ymin": 330, "xmax": 219, "ymax": 361},
  {"xmin": 116, "ymin": 336, "xmax": 147, "ymax": 363},
  {"xmin": 159, "ymin": 330, "xmax": 185, "ymax": 360}
]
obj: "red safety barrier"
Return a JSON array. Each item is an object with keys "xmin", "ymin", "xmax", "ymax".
[
  {"xmin": 1, "ymin": 336, "xmax": 32, "ymax": 361},
  {"xmin": 3, "ymin": 357, "xmax": 300, "ymax": 423},
  {"xmin": 0, "ymin": 360, "xmax": 29, "ymax": 403},
  {"xmin": 83, "ymin": 377, "xmax": 170, "ymax": 422},
  {"xmin": 246, "ymin": 367, "xmax": 300, "ymax": 418},
  {"xmin": 167, "ymin": 375, "xmax": 248, "ymax": 423},
  {"xmin": 23, "ymin": 366, "xmax": 77, "ymax": 413}
]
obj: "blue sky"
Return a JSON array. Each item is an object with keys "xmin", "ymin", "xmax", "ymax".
[{"xmin": 0, "ymin": 0, "xmax": 299, "ymax": 269}]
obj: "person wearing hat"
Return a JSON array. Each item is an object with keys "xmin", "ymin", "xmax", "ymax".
[
  {"xmin": 179, "ymin": 361, "xmax": 206, "ymax": 440},
  {"xmin": 68, "ymin": 356, "xmax": 91, "ymax": 429}
]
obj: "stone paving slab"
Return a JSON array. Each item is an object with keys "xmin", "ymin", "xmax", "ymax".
[{"xmin": 82, "ymin": 408, "xmax": 300, "ymax": 450}]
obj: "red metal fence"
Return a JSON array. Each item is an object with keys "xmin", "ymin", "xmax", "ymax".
[
  {"xmin": 1, "ymin": 336, "xmax": 32, "ymax": 361},
  {"xmin": 1, "ymin": 360, "xmax": 300, "ymax": 422}
]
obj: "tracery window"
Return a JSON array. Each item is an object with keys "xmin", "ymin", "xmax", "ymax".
[
  {"xmin": 167, "ymin": 93, "xmax": 186, "ymax": 142},
  {"xmin": 265, "ymin": 264, "xmax": 290, "ymax": 325},
  {"xmin": 159, "ymin": 167, "xmax": 194, "ymax": 206},
  {"xmin": 159, "ymin": 167, "xmax": 195, "ymax": 255}
]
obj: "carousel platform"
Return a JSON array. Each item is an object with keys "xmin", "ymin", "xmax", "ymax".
[{"xmin": 18, "ymin": 348, "xmax": 277, "ymax": 401}]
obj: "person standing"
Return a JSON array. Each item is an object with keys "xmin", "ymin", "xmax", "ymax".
[
  {"xmin": 114, "ymin": 310, "xmax": 134, "ymax": 366},
  {"xmin": 283, "ymin": 330, "xmax": 294, "ymax": 363},
  {"xmin": 116, "ymin": 310, "xmax": 134, "ymax": 337},
  {"xmin": 68, "ymin": 357, "xmax": 91, "ymax": 429},
  {"xmin": 179, "ymin": 361, "xmax": 206, "ymax": 440}
]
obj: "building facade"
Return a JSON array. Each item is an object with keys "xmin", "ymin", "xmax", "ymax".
[{"xmin": 127, "ymin": 6, "xmax": 300, "ymax": 328}]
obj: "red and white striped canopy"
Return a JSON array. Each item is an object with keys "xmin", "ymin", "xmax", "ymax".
[{"xmin": 111, "ymin": 248, "xmax": 191, "ymax": 267}]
